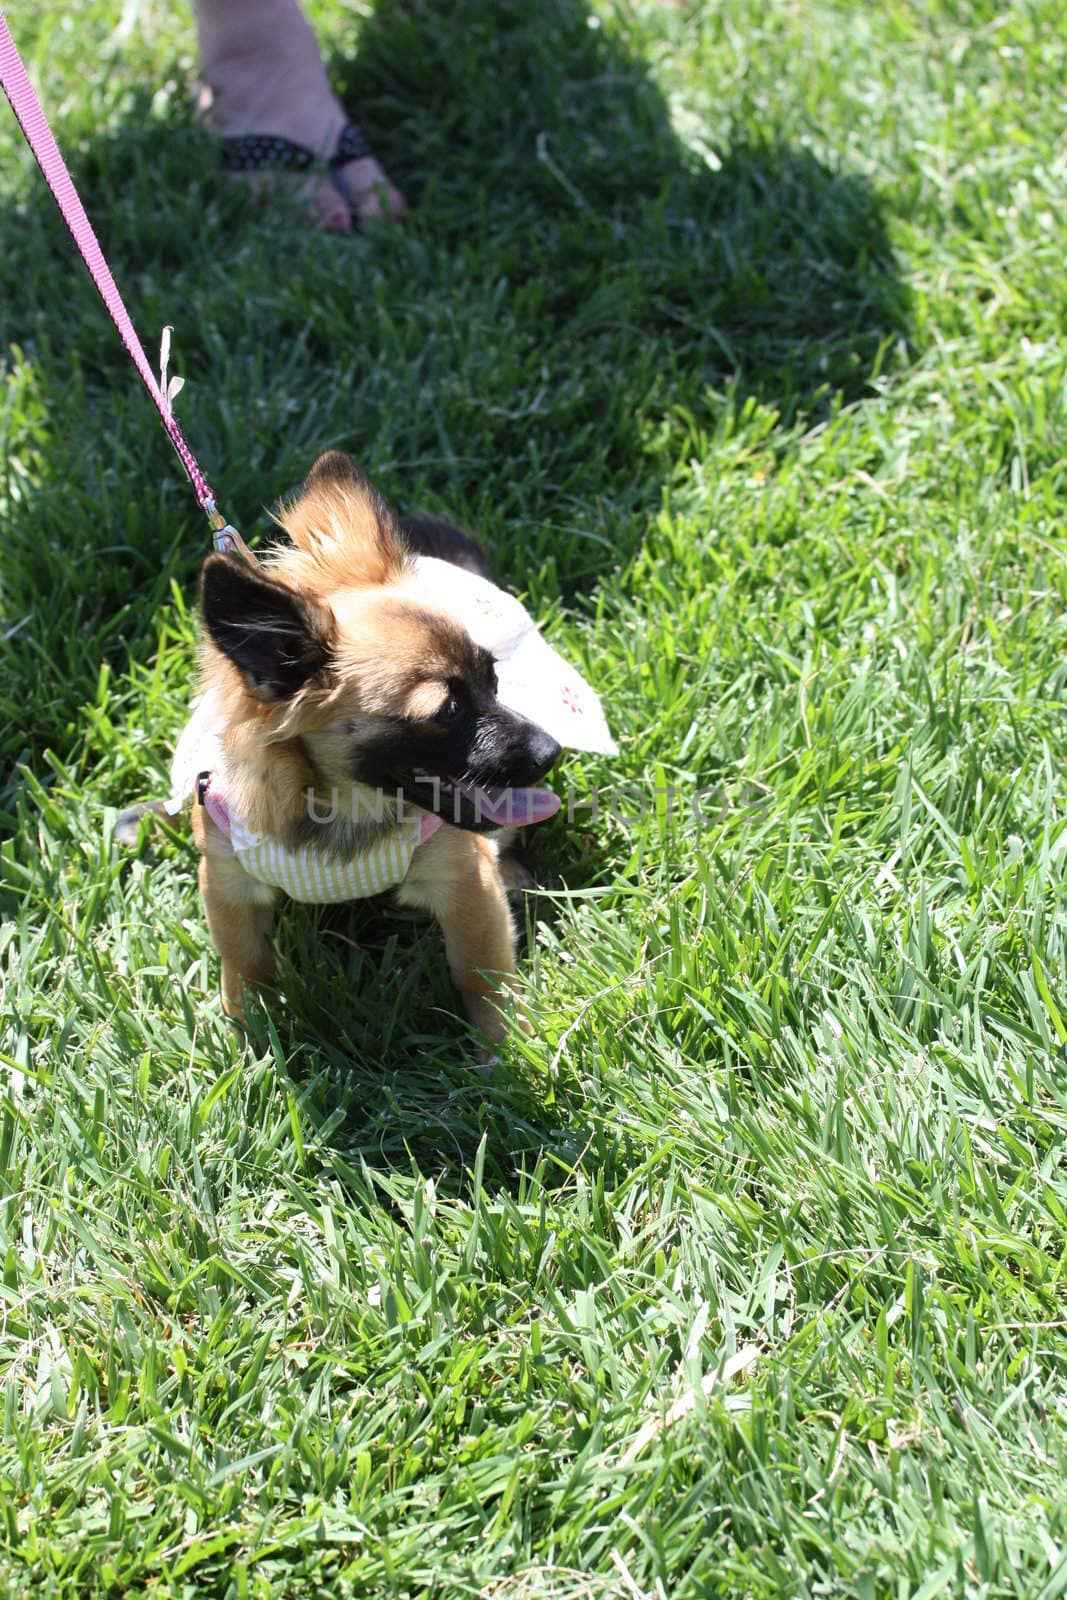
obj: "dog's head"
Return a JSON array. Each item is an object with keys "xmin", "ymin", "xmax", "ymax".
[{"xmin": 199, "ymin": 452, "xmax": 560, "ymax": 831}]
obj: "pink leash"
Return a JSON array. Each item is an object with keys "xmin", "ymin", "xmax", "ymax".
[{"xmin": 0, "ymin": 12, "xmax": 250, "ymax": 559}]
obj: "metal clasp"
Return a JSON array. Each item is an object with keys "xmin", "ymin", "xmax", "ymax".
[{"xmin": 203, "ymin": 498, "xmax": 256, "ymax": 562}]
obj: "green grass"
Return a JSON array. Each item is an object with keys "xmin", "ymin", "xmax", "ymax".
[{"xmin": 2, "ymin": 0, "xmax": 1067, "ymax": 1594}]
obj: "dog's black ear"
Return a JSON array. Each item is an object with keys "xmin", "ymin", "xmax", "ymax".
[
  {"xmin": 200, "ymin": 554, "xmax": 334, "ymax": 701},
  {"xmin": 397, "ymin": 515, "xmax": 491, "ymax": 579}
]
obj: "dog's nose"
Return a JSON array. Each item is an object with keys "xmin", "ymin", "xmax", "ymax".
[{"xmin": 528, "ymin": 728, "xmax": 562, "ymax": 780}]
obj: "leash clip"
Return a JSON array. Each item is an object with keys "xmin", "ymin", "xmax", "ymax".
[
  {"xmin": 203, "ymin": 498, "xmax": 256, "ymax": 562},
  {"xmin": 213, "ymin": 523, "xmax": 243, "ymax": 555}
]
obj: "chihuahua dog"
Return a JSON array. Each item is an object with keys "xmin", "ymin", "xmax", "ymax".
[{"xmin": 177, "ymin": 451, "xmax": 561, "ymax": 1042}]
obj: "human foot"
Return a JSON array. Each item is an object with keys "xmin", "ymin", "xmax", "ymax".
[
  {"xmin": 331, "ymin": 154, "xmax": 406, "ymax": 225},
  {"xmin": 218, "ymin": 125, "xmax": 406, "ymax": 230},
  {"xmin": 196, "ymin": 0, "xmax": 405, "ymax": 230}
]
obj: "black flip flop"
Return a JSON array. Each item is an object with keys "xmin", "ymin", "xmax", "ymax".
[{"xmin": 220, "ymin": 120, "xmax": 377, "ymax": 207}]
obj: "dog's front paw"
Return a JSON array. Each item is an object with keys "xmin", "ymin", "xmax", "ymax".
[
  {"xmin": 464, "ymin": 990, "xmax": 508, "ymax": 1045},
  {"xmin": 498, "ymin": 854, "xmax": 535, "ymax": 893},
  {"xmin": 220, "ymin": 969, "xmax": 249, "ymax": 1024},
  {"xmin": 219, "ymin": 947, "xmax": 276, "ymax": 1023},
  {"xmin": 463, "ymin": 987, "xmax": 534, "ymax": 1052}
]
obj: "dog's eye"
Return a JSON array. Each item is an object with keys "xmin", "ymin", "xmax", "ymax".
[{"xmin": 434, "ymin": 695, "xmax": 461, "ymax": 726}]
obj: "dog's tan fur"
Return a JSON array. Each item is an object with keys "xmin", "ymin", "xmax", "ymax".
[{"xmin": 192, "ymin": 455, "xmax": 525, "ymax": 1042}]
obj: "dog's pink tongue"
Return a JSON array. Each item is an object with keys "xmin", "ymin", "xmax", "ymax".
[{"xmin": 457, "ymin": 785, "xmax": 561, "ymax": 827}]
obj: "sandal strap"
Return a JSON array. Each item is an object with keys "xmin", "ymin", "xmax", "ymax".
[
  {"xmin": 220, "ymin": 133, "xmax": 315, "ymax": 173},
  {"xmin": 329, "ymin": 121, "xmax": 374, "ymax": 169}
]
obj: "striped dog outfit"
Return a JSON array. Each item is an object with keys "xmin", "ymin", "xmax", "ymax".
[
  {"xmin": 200, "ymin": 774, "xmax": 439, "ymax": 904},
  {"xmin": 169, "ymin": 691, "xmax": 440, "ymax": 904}
]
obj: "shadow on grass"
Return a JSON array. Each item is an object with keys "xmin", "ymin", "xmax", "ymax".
[
  {"xmin": 231, "ymin": 890, "xmax": 592, "ymax": 1194},
  {"xmin": 335, "ymin": 0, "xmax": 910, "ymax": 575},
  {"xmin": 1, "ymin": 0, "xmax": 910, "ymax": 1180}
]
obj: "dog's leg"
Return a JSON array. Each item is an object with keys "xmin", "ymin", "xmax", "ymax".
[
  {"xmin": 398, "ymin": 828, "xmax": 522, "ymax": 1044},
  {"xmin": 198, "ymin": 854, "xmax": 278, "ymax": 1019},
  {"xmin": 193, "ymin": 809, "xmax": 278, "ymax": 1020}
]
